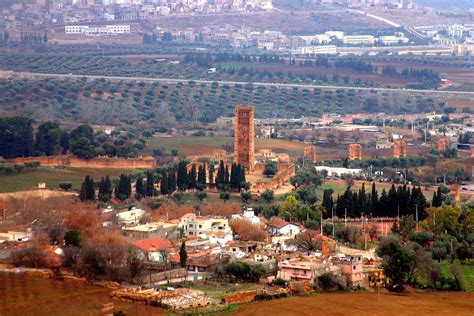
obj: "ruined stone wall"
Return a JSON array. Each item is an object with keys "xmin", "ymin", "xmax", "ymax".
[
  {"xmin": 234, "ymin": 105, "xmax": 255, "ymax": 172},
  {"xmin": 348, "ymin": 144, "xmax": 362, "ymax": 160},
  {"xmin": 0, "ymin": 189, "xmax": 74, "ymax": 201},
  {"xmin": 253, "ymin": 162, "xmax": 292, "ymax": 173},
  {"xmin": 8, "ymin": 155, "xmax": 156, "ymax": 169},
  {"xmin": 253, "ymin": 163, "xmax": 295, "ymax": 192},
  {"xmin": 393, "ymin": 139, "xmax": 407, "ymax": 158}
]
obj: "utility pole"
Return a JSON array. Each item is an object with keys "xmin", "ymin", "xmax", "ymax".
[
  {"xmin": 344, "ymin": 207, "xmax": 347, "ymax": 227},
  {"xmin": 397, "ymin": 204, "xmax": 400, "ymax": 223},
  {"xmin": 332, "ymin": 205, "xmax": 335, "ymax": 239},
  {"xmin": 415, "ymin": 204, "xmax": 419, "ymax": 231},
  {"xmin": 320, "ymin": 212, "xmax": 323, "ymax": 236}
]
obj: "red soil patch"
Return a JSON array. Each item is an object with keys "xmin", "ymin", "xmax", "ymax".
[{"xmin": 226, "ymin": 291, "xmax": 474, "ymax": 316}]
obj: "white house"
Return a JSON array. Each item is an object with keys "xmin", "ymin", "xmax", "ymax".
[
  {"xmin": 117, "ymin": 207, "xmax": 146, "ymax": 226},
  {"xmin": 231, "ymin": 208, "xmax": 261, "ymax": 226},
  {"xmin": 132, "ymin": 237, "xmax": 173, "ymax": 263},
  {"xmin": 266, "ymin": 217, "xmax": 301, "ymax": 236},
  {"xmin": 179, "ymin": 213, "xmax": 231, "ymax": 237}
]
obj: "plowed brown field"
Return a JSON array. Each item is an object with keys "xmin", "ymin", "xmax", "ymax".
[{"xmin": 226, "ymin": 291, "xmax": 474, "ymax": 316}]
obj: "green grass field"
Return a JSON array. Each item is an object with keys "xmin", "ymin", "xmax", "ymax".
[
  {"xmin": 149, "ymin": 136, "xmax": 308, "ymax": 157},
  {"xmin": 440, "ymin": 260, "xmax": 474, "ymax": 292},
  {"xmin": 0, "ymin": 167, "xmax": 140, "ymax": 193}
]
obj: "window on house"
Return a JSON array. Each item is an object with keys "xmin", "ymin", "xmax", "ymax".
[{"xmin": 198, "ymin": 225, "xmax": 202, "ymax": 228}]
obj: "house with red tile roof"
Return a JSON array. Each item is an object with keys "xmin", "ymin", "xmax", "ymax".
[
  {"xmin": 266, "ymin": 217, "xmax": 301, "ymax": 236},
  {"xmin": 133, "ymin": 237, "xmax": 173, "ymax": 263}
]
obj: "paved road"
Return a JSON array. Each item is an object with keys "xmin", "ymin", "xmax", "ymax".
[
  {"xmin": 347, "ymin": 9, "xmax": 401, "ymax": 28},
  {"xmin": 2, "ymin": 70, "xmax": 474, "ymax": 96}
]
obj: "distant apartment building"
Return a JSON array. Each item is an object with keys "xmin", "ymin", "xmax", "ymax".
[
  {"xmin": 342, "ymin": 35, "xmax": 375, "ymax": 45},
  {"xmin": 293, "ymin": 45, "xmax": 337, "ymax": 55},
  {"xmin": 123, "ymin": 221, "xmax": 179, "ymax": 240},
  {"xmin": 65, "ymin": 24, "xmax": 131, "ymax": 35},
  {"xmin": 378, "ymin": 35, "xmax": 409, "ymax": 45},
  {"xmin": 180, "ymin": 213, "xmax": 231, "ymax": 238}
]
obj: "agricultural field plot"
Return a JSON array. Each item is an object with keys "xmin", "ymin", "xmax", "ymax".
[
  {"xmin": 365, "ymin": 7, "xmax": 474, "ymax": 28},
  {"xmin": 0, "ymin": 273, "xmax": 161, "ymax": 316},
  {"xmin": 215, "ymin": 61, "xmax": 414, "ymax": 88},
  {"xmin": 149, "ymin": 136, "xmax": 308, "ymax": 158},
  {"xmin": 1, "ymin": 75, "xmax": 429, "ymax": 127},
  {"xmin": 152, "ymin": 10, "xmax": 391, "ymax": 35},
  {"xmin": 0, "ymin": 167, "xmax": 137, "ymax": 193},
  {"xmin": 227, "ymin": 291, "xmax": 474, "ymax": 316},
  {"xmin": 370, "ymin": 60, "xmax": 474, "ymax": 93},
  {"xmin": 440, "ymin": 260, "xmax": 474, "ymax": 292}
]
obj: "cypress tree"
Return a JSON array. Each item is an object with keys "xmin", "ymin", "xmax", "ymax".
[
  {"xmin": 201, "ymin": 165, "xmax": 206, "ymax": 187},
  {"xmin": 188, "ymin": 165, "xmax": 197, "ymax": 190},
  {"xmin": 135, "ymin": 177, "xmax": 144, "ymax": 199},
  {"xmin": 126, "ymin": 175, "xmax": 132, "ymax": 198},
  {"xmin": 179, "ymin": 241, "xmax": 187, "ymax": 268},
  {"xmin": 387, "ymin": 184, "xmax": 398, "ymax": 217},
  {"xmin": 88, "ymin": 176, "xmax": 95, "ymax": 201},
  {"xmin": 177, "ymin": 161, "xmax": 188, "ymax": 191},
  {"xmin": 351, "ymin": 191, "xmax": 359, "ymax": 217},
  {"xmin": 322, "ymin": 189, "xmax": 334, "ymax": 216},
  {"xmin": 370, "ymin": 182, "xmax": 378, "ymax": 216},
  {"xmin": 209, "ymin": 163, "xmax": 214, "ymax": 185},
  {"xmin": 216, "ymin": 160, "xmax": 225, "ymax": 190},
  {"xmin": 335, "ymin": 194, "xmax": 343, "ymax": 218},
  {"xmin": 230, "ymin": 163, "xmax": 235, "ymax": 190},
  {"xmin": 168, "ymin": 171, "xmax": 177, "ymax": 193},
  {"xmin": 239, "ymin": 165, "xmax": 246, "ymax": 189},
  {"xmin": 145, "ymin": 171, "xmax": 155, "ymax": 197},
  {"xmin": 358, "ymin": 183, "xmax": 367, "ymax": 216},
  {"xmin": 432, "ymin": 186, "xmax": 443, "ymax": 207},
  {"xmin": 432, "ymin": 191, "xmax": 438, "ymax": 207},
  {"xmin": 98, "ymin": 176, "xmax": 112, "ymax": 202},
  {"xmin": 197, "ymin": 165, "xmax": 204, "ymax": 185},
  {"xmin": 79, "ymin": 176, "xmax": 89, "ymax": 201},
  {"xmin": 160, "ymin": 172, "xmax": 169, "ymax": 195},
  {"xmin": 380, "ymin": 189, "xmax": 390, "ymax": 217},
  {"xmin": 224, "ymin": 165, "xmax": 230, "ymax": 187},
  {"xmin": 116, "ymin": 174, "xmax": 131, "ymax": 201}
]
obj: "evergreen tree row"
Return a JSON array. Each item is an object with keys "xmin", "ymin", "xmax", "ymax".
[
  {"xmin": 322, "ymin": 183, "xmax": 429, "ymax": 220},
  {"xmin": 79, "ymin": 160, "xmax": 249, "ymax": 202}
]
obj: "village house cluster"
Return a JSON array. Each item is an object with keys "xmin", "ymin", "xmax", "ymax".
[
  {"xmin": 101, "ymin": 204, "xmax": 386, "ymax": 291},
  {"xmin": 1, "ymin": 0, "xmax": 272, "ymax": 28}
]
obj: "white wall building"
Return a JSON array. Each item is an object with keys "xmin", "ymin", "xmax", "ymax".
[
  {"xmin": 315, "ymin": 166, "xmax": 362, "ymax": 177},
  {"xmin": 117, "ymin": 207, "xmax": 146, "ymax": 226},
  {"xmin": 295, "ymin": 45, "xmax": 337, "ymax": 55},
  {"xmin": 65, "ymin": 24, "xmax": 130, "ymax": 35},
  {"xmin": 231, "ymin": 208, "xmax": 261, "ymax": 226},
  {"xmin": 343, "ymin": 35, "xmax": 375, "ymax": 45},
  {"xmin": 180, "ymin": 213, "xmax": 231, "ymax": 238},
  {"xmin": 379, "ymin": 35, "xmax": 409, "ymax": 45}
]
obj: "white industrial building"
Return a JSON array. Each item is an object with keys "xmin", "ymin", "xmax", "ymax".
[
  {"xmin": 65, "ymin": 24, "xmax": 131, "ymax": 35},
  {"xmin": 294, "ymin": 45, "xmax": 337, "ymax": 55},
  {"xmin": 342, "ymin": 35, "xmax": 375, "ymax": 45}
]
